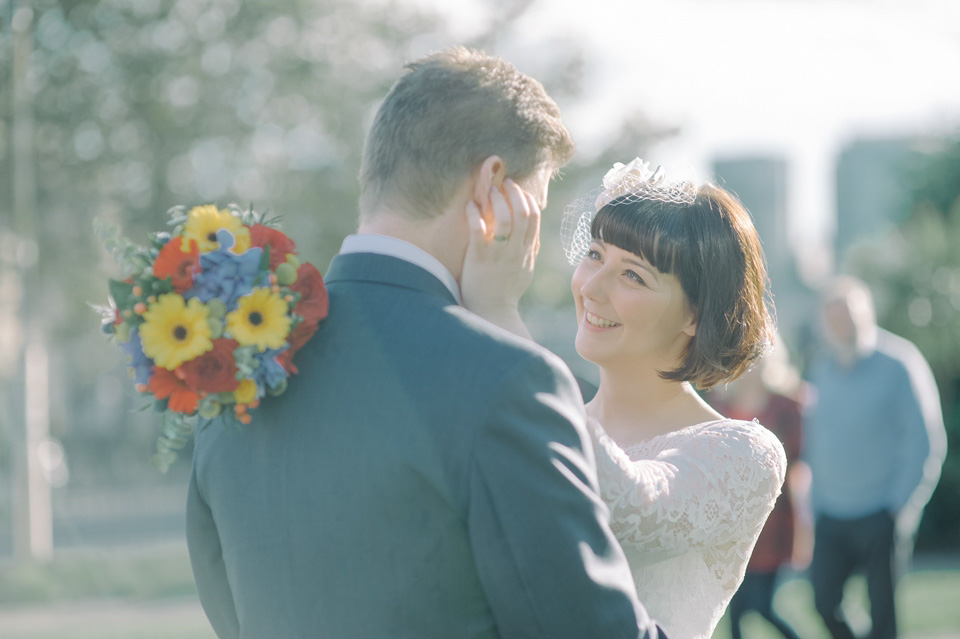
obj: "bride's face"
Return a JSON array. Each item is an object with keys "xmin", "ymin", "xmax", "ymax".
[{"xmin": 572, "ymin": 240, "xmax": 696, "ymax": 372}]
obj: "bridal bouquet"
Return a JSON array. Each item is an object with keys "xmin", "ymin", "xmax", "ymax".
[{"xmin": 96, "ymin": 204, "xmax": 328, "ymax": 471}]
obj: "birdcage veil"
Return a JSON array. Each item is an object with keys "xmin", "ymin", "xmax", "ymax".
[{"xmin": 560, "ymin": 158, "xmax": 699, "ymax": 264}]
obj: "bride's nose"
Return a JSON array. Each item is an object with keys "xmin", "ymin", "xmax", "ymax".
[{"xmin": 578, "ymin": 268, "xmax": 607, "ymax": 303}]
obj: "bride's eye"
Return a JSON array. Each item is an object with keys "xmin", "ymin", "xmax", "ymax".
[
  {"xmin": 587, "ymin": 249, "xmax": 602, "ymax": 261},
  {"xmin": 625, "ymin": 270, "xmax": 646, "ymax": 285}
]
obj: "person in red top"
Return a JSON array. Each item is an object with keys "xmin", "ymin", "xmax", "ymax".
[{"xmin": 709, "ymin": 339, "xmax": 806, "ymax": 639}]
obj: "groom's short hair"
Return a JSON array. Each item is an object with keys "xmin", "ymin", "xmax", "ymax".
[{"xmin": 359, "ymin": 47, "xmax": 574, "ymax": 220}]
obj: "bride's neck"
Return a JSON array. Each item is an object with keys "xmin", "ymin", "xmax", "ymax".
[{"xmin": 587, "ymin": 367, "xmax": 719, "ymax": 446}]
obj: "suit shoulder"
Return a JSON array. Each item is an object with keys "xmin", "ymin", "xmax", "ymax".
[{"xmin": 443, "ymin": 305, "xmax": 577, "ymax": 384}]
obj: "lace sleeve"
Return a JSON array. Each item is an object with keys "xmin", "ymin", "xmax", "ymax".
[{"xmin": 588, "ymin": 419, "xmax": 786, "ymax": 563}]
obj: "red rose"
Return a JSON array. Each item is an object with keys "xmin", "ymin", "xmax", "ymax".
[
  {"xmin": 153, "ymin": 236, "xmax": 200, "ymax": 293},
  {"xmin": 177, "ymin": 338, "xmax": 241, "ymax": 394},
  {"xmin": 290, "ymin": 263, "xmax": 329, "ymax": 326},
  {"xmin": 278, "ymin": 264, "xmax": 328, "ymax": 374},
  {"xmin": 250, "ymin": 225, "xmax": 298, "ymax": 270}
]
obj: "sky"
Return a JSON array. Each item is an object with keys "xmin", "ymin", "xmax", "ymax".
[
  {"xmin": 511, "ymin": 0, "xmax": 960, "ymax": 149},
  {"xmin": 405, "ymin": 0, "xmax": 960, "ymax": 280}
]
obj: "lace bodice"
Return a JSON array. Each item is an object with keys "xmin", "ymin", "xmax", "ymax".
[{"xmin": 589, "ymin": 418, "xmax": 786, "ymax": 639}]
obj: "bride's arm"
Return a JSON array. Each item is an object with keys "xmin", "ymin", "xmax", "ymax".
[
  {"xmin": 588, "ymin": 420, "xmax": 786, "ymax": 562},
  {"xmin": 460, "ymin": 180, "xmax": 540, "ymax": 340}
]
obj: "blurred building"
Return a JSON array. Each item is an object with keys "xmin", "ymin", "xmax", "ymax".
[
  {"xmin": 834, "ymin": 137, "xmax": 917, "ymax": 259},
  {"xmin": 712, "ymin": 156, "xmax": 815, "ymax": 352}
]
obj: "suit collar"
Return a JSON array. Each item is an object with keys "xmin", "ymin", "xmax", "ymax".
[
  {"xmin": 339, "ymin": 234, "xmax": 461, "ymax": 303},
  {"xmin": 325, "ymin": 252, "xmax": 460, "ymax": 306}
]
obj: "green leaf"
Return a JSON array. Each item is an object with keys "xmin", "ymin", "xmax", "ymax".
[
  {"xmin": 108, "ymin": 279, "xmax": 136, "ymax": 310},
  {"xmin": 151, "ymin": 412, "xmax": 196, "ymax": 473},
  {"xmin": 259, "ymin": 245, "xmax": 271, "ymax": 273}
]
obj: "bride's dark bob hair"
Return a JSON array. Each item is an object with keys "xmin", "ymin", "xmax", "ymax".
[{"xmin": 592, "ymin": 184, "xmax": 775, "ymax": 390}]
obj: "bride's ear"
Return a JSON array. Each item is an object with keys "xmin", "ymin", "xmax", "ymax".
[
  {"xmin": 681, "ymin": 305, "xmax": 698, "ymax": 338},
  {"xmin": 472, "ymin": 155, "xmax": 507, "ymax": 208}
]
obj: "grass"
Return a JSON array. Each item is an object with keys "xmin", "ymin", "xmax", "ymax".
[
  {"xmin": 900, "ymin": 570, "xmax": 960, "ymax": 635},
  {"xmin": 0, "ymin": 544, "xmax": 198, "ymax": 605},
  {"xmin": 0, "ymin": 599, "xmax": 215, "ymax": 639},
  {"xmin": 711, "ymin": 567, "xmax": 960, "ymax": 638},
  {"xmin": 0, "ymin": 544, "xmax": 213, "ymax": 639},
  {"xmin": 1, "ymin": 546, "xmax": 958, "ymax": 639}
]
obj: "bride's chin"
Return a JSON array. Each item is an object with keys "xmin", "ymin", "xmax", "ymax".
[{"xmin": 574, "ymin": 337, "xmax": 601, "ymax": 365}]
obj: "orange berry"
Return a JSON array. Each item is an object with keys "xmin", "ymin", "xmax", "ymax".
[
  {"xmin": 132, "ymin": 285, "xmax": 143, "ymax": 297},
  {"xmin": 133, "ymin": 302, "xmax": 147, "ymax": 314}
]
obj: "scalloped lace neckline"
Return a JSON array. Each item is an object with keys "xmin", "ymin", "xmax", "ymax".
[{"xmin": 588, "ymin": 417, "xmax": 733, "ymax": 456}]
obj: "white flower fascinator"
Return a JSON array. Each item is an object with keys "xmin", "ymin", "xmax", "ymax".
[{"xmin": 560, "ymin": 157, "xmax": 698, "ymax": 264}]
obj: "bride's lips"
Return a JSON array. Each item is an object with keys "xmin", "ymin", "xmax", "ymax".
[{"xmin": 583, "ymin": 310, "xmax": 621, "ymax": 330}]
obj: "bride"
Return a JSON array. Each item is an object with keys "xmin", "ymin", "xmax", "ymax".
[{"xmin": 461, "ymin": 159, "xmax": 787, "ymax": 639}]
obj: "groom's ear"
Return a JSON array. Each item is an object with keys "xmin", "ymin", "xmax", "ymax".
[{"xmin": 472, "ymin": 155, "xmax": 507, "ymax": 208}]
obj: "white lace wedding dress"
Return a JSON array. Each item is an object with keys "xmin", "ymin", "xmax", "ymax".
[{"xmin": 588, "ymin": 418, "xmax": 787, "ymax": 639}]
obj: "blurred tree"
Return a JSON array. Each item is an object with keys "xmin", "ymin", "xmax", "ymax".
[
  {"xmin": 844, "ymin": 136, "xmax": 960, "ymax": 550},
  {"xmin": 0, "ymin": 0, "xmax": 445, "ymax": 481},
  {"xmin": 846, "ymin": 139, "xmax": 960, "ymax": 383}
]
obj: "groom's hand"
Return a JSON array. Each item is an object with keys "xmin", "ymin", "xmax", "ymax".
[
  {"xmin": 461, "ymin": 179, "xmax": 540, "ymax": 340},
  {"xmin": 472, "ymin": 178, "xmax": 541, "ymax": 249}
]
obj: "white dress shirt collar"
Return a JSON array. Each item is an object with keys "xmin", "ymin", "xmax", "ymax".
[{"xmin": 339, "ymin": 234, "xmax": 461, "ymax": 303}]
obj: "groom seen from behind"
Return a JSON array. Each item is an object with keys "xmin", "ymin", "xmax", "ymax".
[{"xmin": 186, "ymin": 47, "xmax": 661, "ymax": 638}]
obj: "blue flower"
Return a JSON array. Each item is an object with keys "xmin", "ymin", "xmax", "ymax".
[
  {"xmin": 187, "ymin": 230, "xmax": 263, "ymax": 307},
  {"xmin": 119, "ymin": 326, "xmax": 154, "ymax": 386},
  {"xmin": 252, "ymin": 347, "xmax": 289, "ymax": 394}
]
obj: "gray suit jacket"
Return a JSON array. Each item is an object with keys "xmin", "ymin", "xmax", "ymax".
[{"xmin": 187, "ymin": 252, "xmax": 657, "ymax": 638}]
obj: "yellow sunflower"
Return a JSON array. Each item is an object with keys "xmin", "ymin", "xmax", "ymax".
[
  {"xmin": 183, "ymin": 205, "xmax": 251, "ymax": 254},
  {"xmin": 139, "ymin": 294, "xmax": 213, "ymax": 370},
  {"xmin": 226, "ymin": 288, "xmax": 292, "ymax": 351}
]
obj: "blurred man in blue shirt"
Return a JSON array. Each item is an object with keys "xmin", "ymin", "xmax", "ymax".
[{"xmin": 804, "ymin": 276, "xmax": 946, "ymax": 639}]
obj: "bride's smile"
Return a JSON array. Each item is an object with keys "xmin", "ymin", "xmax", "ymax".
[{"xmin": 584, "ymin": 310, "xmax": 621, "ymax": 329}]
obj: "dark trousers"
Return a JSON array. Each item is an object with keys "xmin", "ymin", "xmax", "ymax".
[
  {"xmin": 729, "ymin": 570, "xmax": 802, "ymax": 639},
  {"xmin": 811, "ymin": 510, "xmax": 897, "ymax": 639}
]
